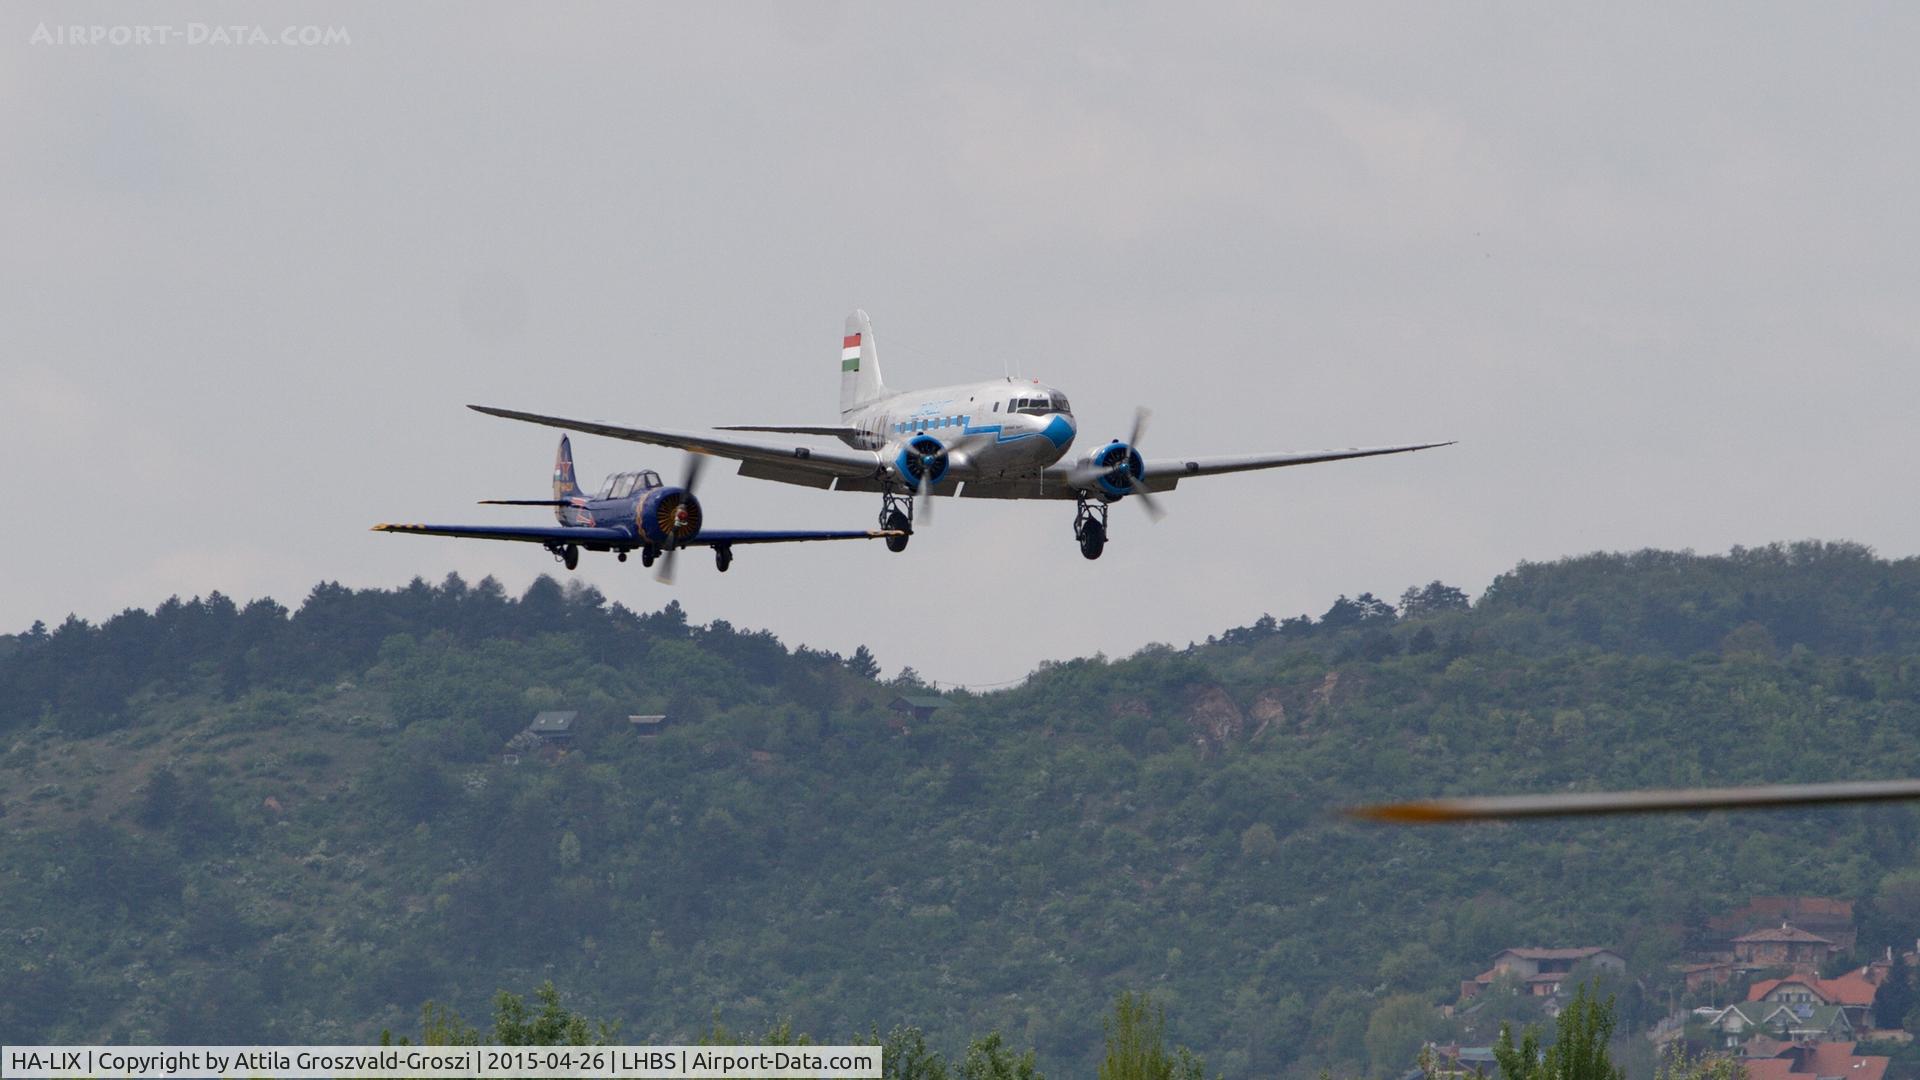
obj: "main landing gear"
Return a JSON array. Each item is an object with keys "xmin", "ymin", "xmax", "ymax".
[
  {"xmin": 546, "ymin": 543, "xmax": 581, "ymax": 570},
  {"xmin": 1074, "ymin": 495, "xmax": 1108, "ymax": 560},
  {"xmin": 714, "ymin": 545, "xmax": 733, "ymax": 573},
  {"xmin": 879, "ymin": 482, "xmax": 914, "ymax": 553}
]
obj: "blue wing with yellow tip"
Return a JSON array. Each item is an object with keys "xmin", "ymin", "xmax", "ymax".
[{"xmin": 371, "ymin": 523, "xmax": 899, "ymax": 547}]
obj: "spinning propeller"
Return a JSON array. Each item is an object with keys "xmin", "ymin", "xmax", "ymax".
[
  {"xmin": 1075, "ymin": 407, "xmax": 1165, "ymax": 522},
  {"xmin": 895, "ymin": 434, "xmax": 950, "ymax": 529},
  {"xmin": 652, "ymin": 453, "xmax": 706, "ymax": 585},
  {"xmin": 1347, "ymin": 777, "xmax": 1920, "ymax": 824}
]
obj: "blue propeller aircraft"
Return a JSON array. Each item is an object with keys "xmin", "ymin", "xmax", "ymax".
[{"xmin": 373, "ymin": 435, "xmax": 902, "ymax": 582}]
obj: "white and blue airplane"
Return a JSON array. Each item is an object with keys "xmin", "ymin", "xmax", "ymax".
[{"xmin": 472, "ymin": 310, "xmax": 1452, "ymax": 560}]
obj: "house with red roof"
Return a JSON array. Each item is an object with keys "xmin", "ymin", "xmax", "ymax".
[
  {"xmin": 1735, "ymin": 924, "xmax": 1839, "ymax": 973},
  {"xmin": 1749, "ymin": 970, "xmax": 1882, "ymax": 1028},
  {"xmin": 1741, "ymin": 1041, "xmax": 1889, "ymax": 1080},
  {"xmin": 1461, "ymin": 947, "xmax": 1625, "ymax": 1003},
  {"xmin": 1712, "ymin": 898, "xmax": 1859, "ymax": 954}
]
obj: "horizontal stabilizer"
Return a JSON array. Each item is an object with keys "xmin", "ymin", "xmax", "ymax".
[{"xmin": 478, "ymin": 499, "xmax": 572, "ymax": 506}]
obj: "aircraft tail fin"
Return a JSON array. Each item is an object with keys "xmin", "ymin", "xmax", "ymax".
[
  {"xmin": 839, "ymin": 309, "xmax": 887, "ymax": 417},
  {"xmin": 552, "ymin": 435, "xmax": 584, "ymax": 503}
]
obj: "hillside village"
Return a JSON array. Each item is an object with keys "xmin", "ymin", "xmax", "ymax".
[
  {"xmin": 1425, "ymin": 897, "xmax": 1918, "ymax": 1080},
  {"xmin": 498, "ymin": 691, "xmax": 1920, "ymax": 1080}
]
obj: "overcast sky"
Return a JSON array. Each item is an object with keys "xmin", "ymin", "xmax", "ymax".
[{"xmin": 5, "ymin": 4, "xmax": 1918, "ymax": 684}]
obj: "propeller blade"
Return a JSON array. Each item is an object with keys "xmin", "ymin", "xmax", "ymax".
[
  {"xmin": 653, "ymin": 547, "xmax": 680, "ymax": 585},
  {"xmin": 1130, "ymin": 476, "xmax": 1166, "ymax": 523},
  {"xmin": 680, "ymin": 452, "xmax": 707, "ymax": 496},
  {"xmin": 1346, "ymin": 777, "xmax": 1920, "ymax": 824},
  {"xmin": 916, "ymin": 468, "xmax": 934, "ymax": 527},
  {"xmin": 1126, "ymin": 405, "xmax": 1152, "ymax": 451}
]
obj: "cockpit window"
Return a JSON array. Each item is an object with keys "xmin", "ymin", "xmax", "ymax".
[
  {"xmin": 640, "ymin": 470, "xmax": 662, "ymax": 490},
  {"xmin": 598, "ymin": 474, "xmax": 619, "ymax": 498},
  {"xmin": 611, "ymin": 473, "xmax": 636, "ymax": 499},
  {"xmin": 1051, "ymin": 393, "xmax": 1071, "ymax": 413},
  {"xmin": 1013, "ymin": 397, "xmax": 1058, "ymax": 415}
]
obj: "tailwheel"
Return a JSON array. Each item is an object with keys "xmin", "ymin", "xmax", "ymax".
[{"xmin": 714, "ymin": 545, "xmax": 733, "ymax": 573}]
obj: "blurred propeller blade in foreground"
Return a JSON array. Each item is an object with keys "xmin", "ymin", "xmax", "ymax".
[{"xmin": 1347, "ymin": 777, "xmax": 1920, "ymax": 824}]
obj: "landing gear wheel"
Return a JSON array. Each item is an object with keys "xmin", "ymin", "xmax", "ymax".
[
  {"xmin": 641, "ymin": 546, "xmax": 657, "ymax": 568},
  {"xmin": 562, "ymin": 544, "xmax": 580, "ymax": 570},
  {"xmin": 714, "ymin": 546, "xmax": 733, "ymax": 573},
  {"xmin": 1073, "ymin": 494, "xmax": 1110, "ymax": 561},
  {"xmin": 617, "ymin": 550, "xmax": 628, "ymax": 563},
  {"xmin": 884, "ymin": 509, "xmax": 911, "ymax": 553},
  {"xmin": 1078, "ymin": 520, "xmax": 1106, "ymax": 560}
]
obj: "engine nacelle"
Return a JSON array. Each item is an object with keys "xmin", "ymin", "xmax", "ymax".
[
  {"xmin": 1084, "ymin": 441, "xmax": 1144, "ymax": 500},
  {"xmin": 638, "ymin": 486, "xmax": 703, "ymax": 547},
  {"xmin": 893, "ymin": 434, "xmax": 950, "ymax": 488}
]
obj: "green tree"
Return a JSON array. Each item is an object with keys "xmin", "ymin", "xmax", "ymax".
[
  {"xmin": 1240, "ymin": 822, "xmax": 1279, "ymax": 861},
  {"xmin": 847, "ymin": 646, "xmax": 882, "ymax": 680},
  {"xmin": 1876, "ymin": 952, "xmax": 1913, "ymax": 1030},
  {"xmin": 1876, "ymin": 870, "xmax": 1920, "ymax": 942},
  {"xmin": 877, "ymin": 1025, "xmax": 949, "ymax": 1080},
  {"xmin": 1544, "ymin": 988, "xmax": 1622, "ymax": 1080},
  {"xmin": 492, "ymin": 981, "xmax": 617, "ymax": 1046},
  {"xmin": 1365, "ymin": 994, "xmax": 1443, "ymax": 1077},
  {"xmin": 1653, "ymin": 1046, "xmax": 1742, "ymax": 1080},
  {"xmin": 1494, "ymin": 986, "xmax": 1622, "ymax": 1080},
  {"xmin": 960, "ymin": 1032, "xmax": 1044, "ymax": 1080},
  {"xmin": 1098, "ymin": 992, "xmax": 1206, "ymax": 1080},
  {"xmin": 135, "ymin": 765, "xmax": 181, "ymax": 828}
]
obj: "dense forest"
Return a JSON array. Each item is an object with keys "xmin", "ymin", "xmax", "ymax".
[{"xmin": 6, "ymin": 540, "xmax": 1920, "ymax": 1076}]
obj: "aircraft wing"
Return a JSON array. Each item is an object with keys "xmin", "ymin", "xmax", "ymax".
[
  {"xmin": 1133, "ymin": 441, "xmax": 1454, "ymax": 485},
  {"xmin": 373, "ymin": 522, "xmax": 901, "ymax": 548},
  {"xmin": 689, "ymin": 528, "xmax": 903, "ymax": 546},
  {"xmin": 469, "ymin": 405, "xmax": 881, "ymax": 480},
  {"xmin": 715, "ymin": 423, "xmax": 864, "ymax": 439},
  {"xmin": 1016, "ymin": 440, "xmax": 1453, "ymax": 497},
  {"xmin": 372, "ymin": 523, "xmax": 633, "ymax": 545}
]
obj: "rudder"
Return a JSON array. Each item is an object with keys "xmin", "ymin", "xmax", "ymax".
[
  {"xmin": 553, "ymin": 436, "xmax": 584, "ymax": 503},
  {"xmin": 839, "ymin": 309, "xmax": 887, "ymax": 416}
]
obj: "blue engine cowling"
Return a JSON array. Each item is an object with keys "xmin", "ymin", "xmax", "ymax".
[
  {"xmin": 1085, "ymin": 441, "xmax": 1145, "ymax": 500},
  {"xmin": 638, "ymin": 487, "xmax": 703, "ymax": 547},
  {"xmin": 894, "ymin": 434, "xmax": 949, "ymax": 488}
]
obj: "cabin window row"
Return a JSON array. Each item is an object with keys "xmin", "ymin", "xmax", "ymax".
[{"xmin": 893, "ymin": 416, "xmax": 970, "ymax": 435}]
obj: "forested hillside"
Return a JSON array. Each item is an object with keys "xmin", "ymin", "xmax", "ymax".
[{"xmin": 6, "ymin": 541, "xmax": 1920, "ymax": 1077}]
